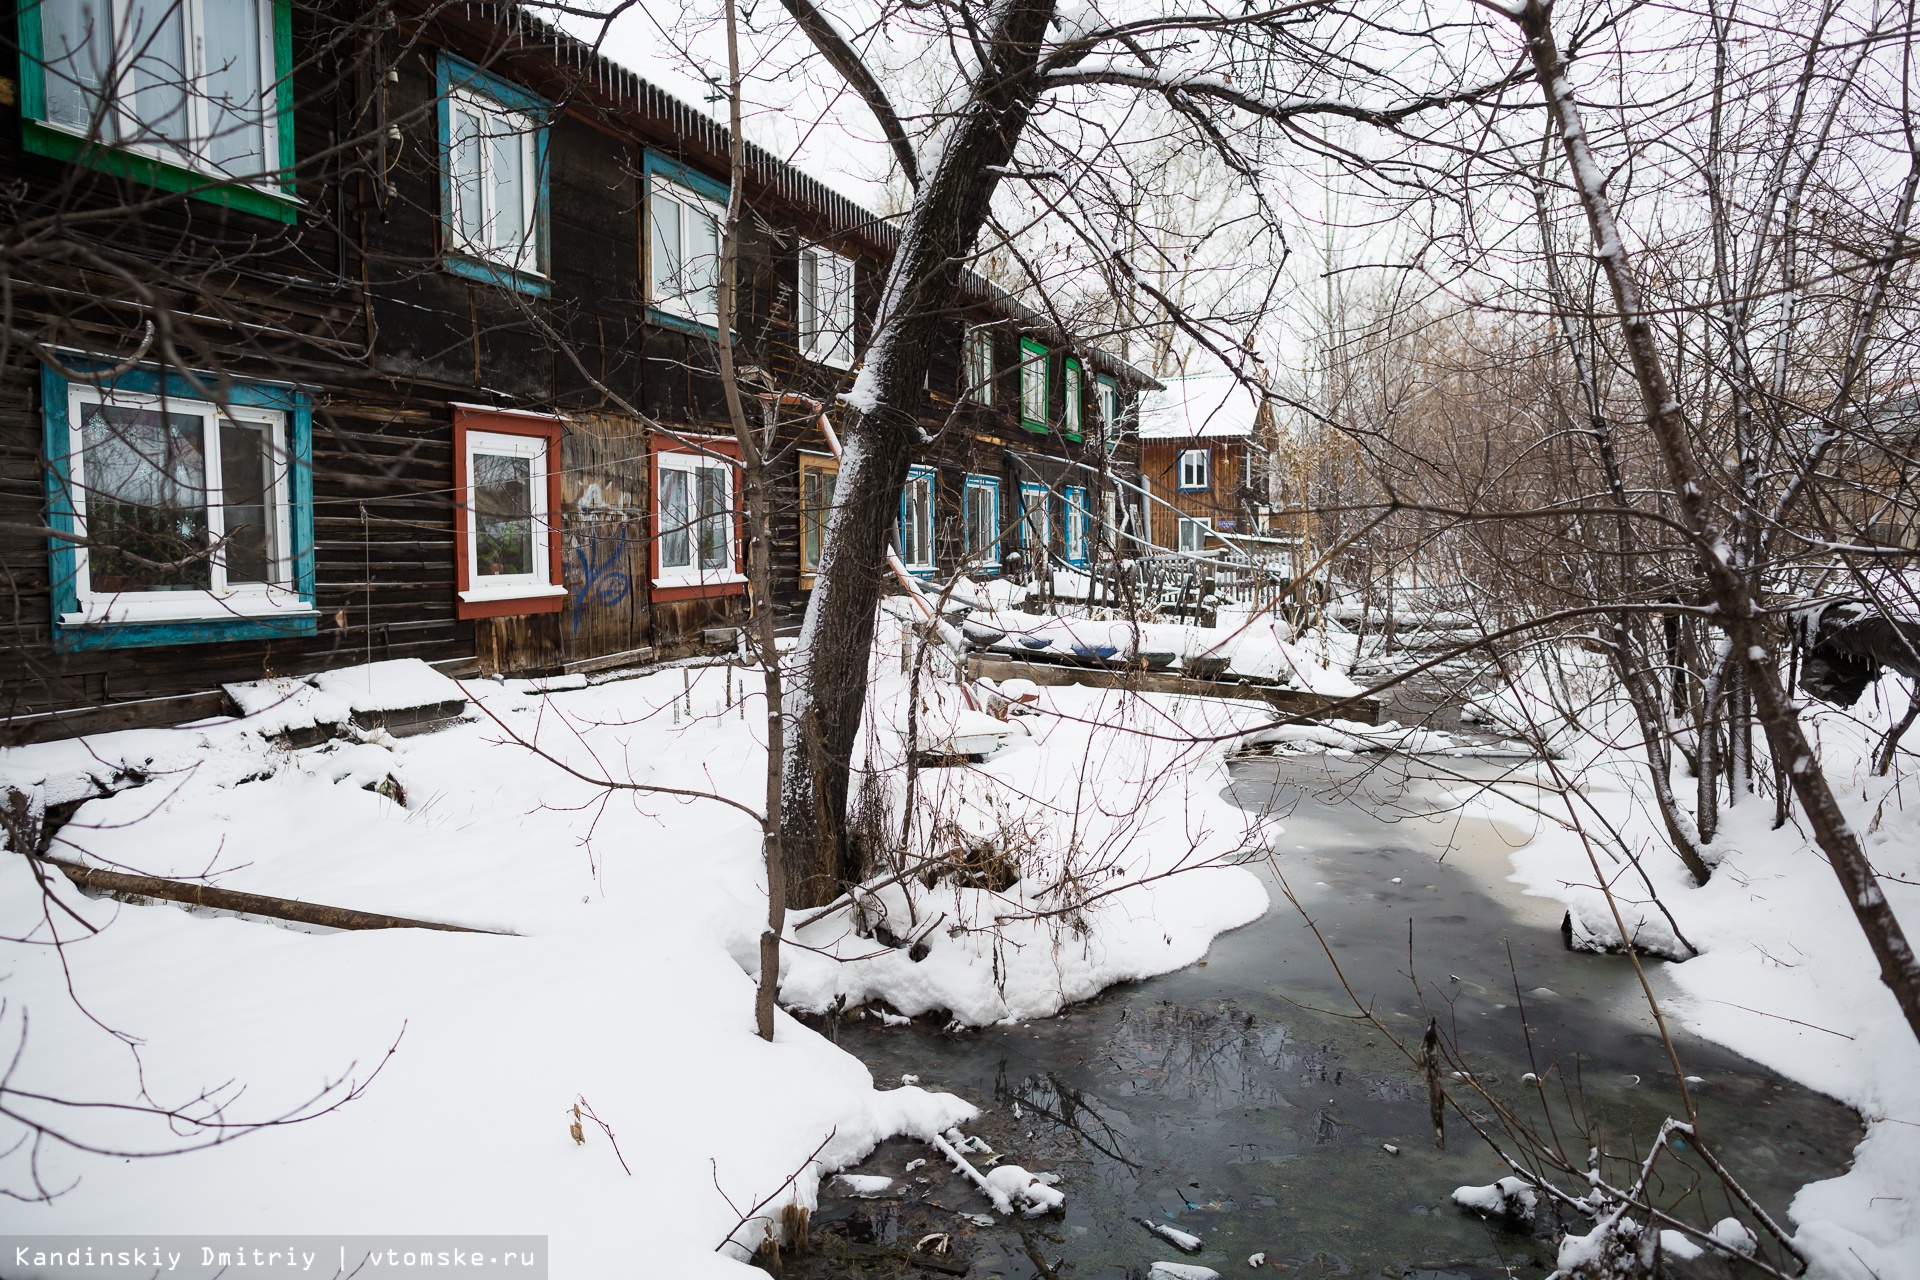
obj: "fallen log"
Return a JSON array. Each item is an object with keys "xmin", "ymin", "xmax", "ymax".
[{"xmin": 29, "ymin": 856, "xmax": 513, "ymax": 935}]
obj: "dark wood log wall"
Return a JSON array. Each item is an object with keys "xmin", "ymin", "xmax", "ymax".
[{"xmin": 0, "ymin": 0, "xmax": 1149, "ymax": 726}]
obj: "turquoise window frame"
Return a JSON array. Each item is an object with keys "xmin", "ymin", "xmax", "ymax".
[
  {"xmin": 643, "ymin": 151, "xmax": 731, "ymax": 340},
  {"xmin": 896, "ymin": 464, "xmax": 937, "ymax": 577},
  {"xmin": 42, "ymin": 360, "xmax": 317, "ymax": 651},
  {"xmin": 14, "ymin": 0, "xmax": 298, "ymax": 222},
  {"xmin": 1019, "ymin": 338, "xmax": 1050, "ymax": 433},
  {"xmin": 1063, "ymin": 485, "xmax": 1089, "ymax": 566},
  {"xmin": 962, "ymin": 474, "xmax": 1001, "ymax": 570},
  {"xmin": 438, "ymin": 53, "xmax": 552, "ymax": 296}
]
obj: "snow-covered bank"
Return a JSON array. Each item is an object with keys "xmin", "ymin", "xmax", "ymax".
[
  {"xmin": 0, "ymin": 653, "xmax": 1274, "ymax": 1270},
  {"xmin": 1462, "ymin": 668, "xmax": 1920, "ymax": 1280}
]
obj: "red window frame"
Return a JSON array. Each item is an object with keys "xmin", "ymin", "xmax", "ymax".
[
  {"xmin": 651, "ymin": 431, "xmax": 745, "ymax": 603},
  {"xmin": 452, "ymin": 406, "xmax": 565, "ymax": 620}
]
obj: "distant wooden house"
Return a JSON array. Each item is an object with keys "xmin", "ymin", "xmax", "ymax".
[
  {"xmin": 0, "ymin": 0, "xmax": 1154, "ymax": 738},
  {"xmin": 1136, "ymin": 373, "xmax": 1279, "ymax": 554}
]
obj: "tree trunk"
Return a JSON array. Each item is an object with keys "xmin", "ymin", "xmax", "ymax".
[
  {"xmin": 718, "ymin": 0, "xmax": 787, "ymax": 1039},
  {"xmin": 1504, "ymin": 0, "xmax": 1920, "ymax": 1046},
  {"xmin": 777, "ymin": 0, "xmax": 1060, "ymax": 907}
]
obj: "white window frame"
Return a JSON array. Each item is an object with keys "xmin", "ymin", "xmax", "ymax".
[
  {"xmin": 654, "ymin": 448, "xmax": 743, "ymax": 588},
  {"xmin": 1063, "ymin": 485, "xmax": 1089, "ymax": 565},
  {"xmin": 1018, "ymin": 481, "xmax": 1051, "ymax": 556},
  {"xmin": 649, "ymin": 175, "xmax": 727, "ymax": 328},
  {"xmin": 898, "ymin": 466, "xmax": 936, "ymax": 573},
  {"xmin": 459, "ymin": 428, "xmax": 562, "ymax": 605},
  {"xmin": 1178, "ymin": 516, "xmax": 1213, "ymax": 555},
  {"xmin": 33, "ymin": 0, "xmax": 281, "ymax": 182},
  {"xmin": 1020, "ymin": 342, "xmax": 1049, "ymax": 426},
  {"xmin": 447, "ymin": 89, "xmax": 542, "ymax": 277},
  {"xmin": 799, "ymin": 246, "xmax": 856, "ymax": 369},
  {"xmin": 1096, "ymin": 380, "xmax": 1119, "ymax": 444},
  {"xmin": 1178, "ymin": 448, "xmax": 1210, "ymax": 491},
  {"xmin": 963, "ymin": 475, "xmax": 1001, "ymax": 567},
  {"xmin": 1064, "ymin": 361, "xmax": 1083, "ymax": 437},
  {"xmin": 61, "ymin": 383, "xmax": 305, "ymax": 626},
  {"xmin": 964, "ymin": 327, "xmax": 995, "ymax": 405}
]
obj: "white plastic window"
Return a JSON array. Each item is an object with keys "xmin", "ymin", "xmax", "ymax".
[
  {"xmin": 899, "ymin": 469, "xmax": 936, "ymax": 572},
  {"xmin": 462, "ymin": 429, "xmax": 558, "ymax": 601},
  {"xmin": 1178, "ymin": 516, "xmax": 1212, "ymax": 554},
  {"xmin": 449, "ymin": 91, "xmax": 540, "ymax": 276},
  {"xmin": 37, "ymin": 0, "xmax": 277, "ymax": 178},
  {"xmin": 650, "ymin": 176, "xmax": 724, "ymax": 326},
  {"xmin": 964, "ymin": 328, "xmax": 995, "ymax": 405},
  {"xmin": 1018, "ymin": 482, "xmax": 1051, "ymax": 554},
  {"xmin": 1096, "ymin": 381, "xmax": 1119, "ymax": 443},
  {"xmin": 63, "ymin": 383, "xmax": 302, "ymax": 626},
  {"xmin": 1178, "ymin": 448, "xmax": 1210, "ymax": 490},
  {"xmin": 963, "ymin": 478, "xmax": 1000, "ymax": 565},
  {"xmin": 1064, "ymin": 363, "xmax": 1083, "ymax": 436},
  {"xmin": 657, "ymin": 450, "xmax": 738, "ymax": 585},
  {"xmin": 1064, "ymin": 487, "xmax": 1089, "ymax": 564},
  {"xmin": 800, "ymin": 247, "xmax": 856, "ymax": 368},
  {"xmin": 1020, "ymin": 343, "xmax": 1049, "ymax": 425}
]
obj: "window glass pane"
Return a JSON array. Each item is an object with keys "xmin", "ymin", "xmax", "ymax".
[
  {"xmin": 491, "ymin": 119, "xmax": 526, "ymax": 254},
  {"xmin": 202, "ymin": 0, "xmax": 265, "ymax": 174},
  {"xmin": 659, "ymin": 467, "xmax": 690, "ymax": 568},
  {"xmin": 696, "ymin": 464, "xmax": 728, "ymax": 570},
  {"xmin": 453, "ymin": 108, "xmax": 486, "ymax": 244},
  {"xmin": 1022, "ymin": 348, "xmax": 1047, "ymax": 422},
  {"xmin": 125, "ymin": 0, "xmax": 190, "ymax": 147},
  {"xmin": 688, "ymin": 205, "xmax": 720, "ymax": 320},
  {"xmin": 651, "ymin": 188, "xmax": 682, "ymax": 306},
  {"xmin": 79, "ymin": 401, "xmax": 211, "ymax": 593},
  {"xmin": 42, "ymin": 0, "xmax": 115, "ymax": 133},
  {"xmin": 473, "ymin": 452, "xmax": 533, "ymax": 577},
  {"xmin": 1066, "ymin": 366, "xmax": 1082, "ymax": 434},
  {"xmin": 829, "ymin": 256, "xmax": 854, "ymax": 364},
  {"xmin": 965, "ymin": 484, "xmax": 996, "ymax": 559},
  {"xmin": 219, "ymin": 418, "xmax": 277, "ymax": 584},
  {"xmin": 799, "ymin": 251, "xmax": 818, "ymax": 349},
  {"xmin": 802, "ymin": 466, "xmax": 835, "ymax": 570}
]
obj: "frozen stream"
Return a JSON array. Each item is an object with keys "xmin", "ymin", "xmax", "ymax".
[{"xmin": 811, "ymin": 752, "xmax": 1862, "ymax": 1280}]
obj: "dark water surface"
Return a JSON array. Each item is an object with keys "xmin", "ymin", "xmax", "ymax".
[{"xmin": 811, "ymin": 754, "xmax": 1862, "ymax": 1280}]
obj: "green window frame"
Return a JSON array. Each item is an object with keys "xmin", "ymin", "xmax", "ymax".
[
  {"xmin": 14, "ymin": 0, "xmax": 297, "ymax": 222},
  {"xmin": 1019, "ymin": 338, "xmax": 1050, "ymax": 433}
]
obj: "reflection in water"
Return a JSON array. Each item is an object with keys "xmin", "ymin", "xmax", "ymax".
[{"xmin": 821, "ymin": 754, "xmax": 1862, "ymax": 1280}]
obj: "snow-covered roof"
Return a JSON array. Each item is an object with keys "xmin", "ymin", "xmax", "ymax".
[{"xmin": 1137, "ymin": 373, "xmax": 1267, "ymax": 440}]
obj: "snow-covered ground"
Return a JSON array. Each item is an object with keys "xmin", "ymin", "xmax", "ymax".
[
  {"xmin": 1454, "ymin": 661, "xmax": 1920, "ymax": 1280},
  {"xmin": 0, "ymin": 636, "xmax": 1271, "ymax": 1271},
  {"xmin": 2, "ymin": 619, "xmax": 1917, "ymax": 1277}
]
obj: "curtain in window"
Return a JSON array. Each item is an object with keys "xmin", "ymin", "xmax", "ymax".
[{"xmin": 659, "ymin": 467, "xmax": 690, "ymax": 568}]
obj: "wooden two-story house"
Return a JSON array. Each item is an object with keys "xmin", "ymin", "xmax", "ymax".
[{"xmin": 0, "ymin": 0, "xmax": 1153, "ymax": 737}]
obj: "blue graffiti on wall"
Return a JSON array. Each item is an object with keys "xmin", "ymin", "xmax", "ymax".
[
  {"xmin": 572, "ymin": 527, "xmax": 633, "ymax": 633},
  {"xmin": 570, "ymin": 479, "xmax": 635, "ymax": 638}
]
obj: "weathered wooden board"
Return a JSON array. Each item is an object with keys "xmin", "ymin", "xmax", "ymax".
[
  {"xmin": 561, "ymin": 413, "xmax": 654, "ymax": 664},
  {"xmin": 966, "ymin": 653, "xmax": 1381, "ymax": 724}
]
